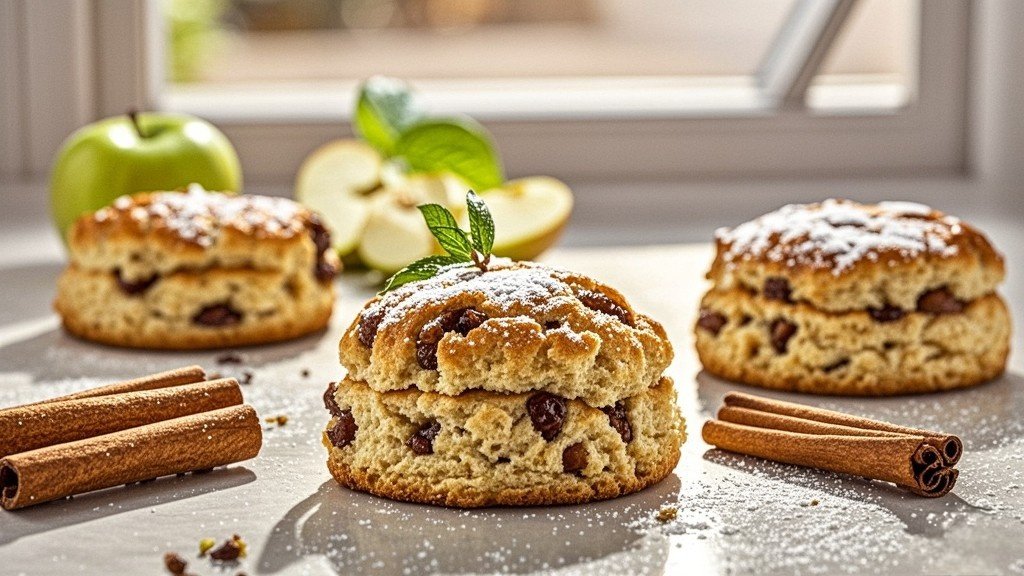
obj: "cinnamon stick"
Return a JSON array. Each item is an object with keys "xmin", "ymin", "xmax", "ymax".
[
  {"xmin": 0, "ymin": 379, "xmax": 243, "ymax": 459},
  {"xmin": 25, "ymin": 365, "xmax": 207, "ymax": 406},
  {"xmin": 723, "ymin": 392, "xmax": 962, "ymax": 465},
  {"xmin": 702, "ymin": 420, "xmax": 958, "ymax": 497},
  {"xmin": 0, "ymin": 405, "xmax": 262, "ymax": 510}
]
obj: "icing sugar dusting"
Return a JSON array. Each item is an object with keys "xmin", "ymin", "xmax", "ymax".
[
  {"xmin": 715, "ymin": 199, "xmax": 962, "ymax": 275},
  {"xmin": 367, "ymin": 261, "xmax": 582, "ymax": 332},
  {"xmin": 98, "ymin": 184, "xmax": 305, "ymax": 246}
]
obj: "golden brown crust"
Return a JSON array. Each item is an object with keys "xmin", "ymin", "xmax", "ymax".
[
  {"xmin": 709, "ymin": 200, "xmax": 1005, "ymax": 312},
  {"xmin": 68, "ymin": 185, "xmax": 340, "ymax": 282},
  {"xmin": 695, "ymin": 288, "xmax": 1010, "ymax": 395},
  {"xmin": 339, "ymin": 261, "xmax": 672, "ymax": 407},
  {"xmin": 323, "ymin": 377, "xmax": 684, "ymax": 507}
]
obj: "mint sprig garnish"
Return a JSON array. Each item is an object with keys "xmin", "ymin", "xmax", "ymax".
[
  {"xmin": 354, "ymin": 77, "xmax": 504, "ymax": 192},
  {"xmin": 381, "ymin": 255, "xmax": 465, "ymax": 293},
  {"xmin": 466, "ymin": 189, "xmax": 494, "ymax": 254},
  {"xmin": 382, "ymin": 190, "xmax": 494, "ymax": 293}
]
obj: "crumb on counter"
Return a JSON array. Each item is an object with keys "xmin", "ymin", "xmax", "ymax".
[{"xmin": 656, "ymin": 506, "xmax": 678, "ymax": 523}]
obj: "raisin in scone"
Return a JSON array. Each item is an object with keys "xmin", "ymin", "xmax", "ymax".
[
  {"xmin": 54, "ymin": 184, "xmax": 339, "ymax": 349},
  {"xmin": 696, "ymin": 199, "xmax": 1010, "ymax": 395},
  {"xmin": 325, "ymin": 261, "xmax": 684, "ymax": 507}
]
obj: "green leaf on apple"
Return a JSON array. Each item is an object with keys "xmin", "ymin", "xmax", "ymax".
[
  {"xmin": 355, "ymin": 76, "xmax": 423, "ymax": 156},
  {"xmin": 393, "ymin": 118, "xmax": 504, "ymax": 193},
  {"xmin": 381, "ymin": 255, "xmax": 467, "ymax": 293},
  {"xmin": 417, "ymin": 203, "xmax": 473, "ymax": 260},
  {"xmin": 466, "ymin": 190, "xmax": 494, "ymax": 255}
]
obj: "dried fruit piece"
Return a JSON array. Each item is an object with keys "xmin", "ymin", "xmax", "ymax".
[
  {"xmin": 309, "ymin": 216, "xmax": 339, "ymax": 282},
  {"xmin": 407, "ymin": 421, "xmax": 441, "ymax": 455},
  {"xmin": 323, "ymin": 382, "xmax": 343, "ymax": 416},
  {"xmin": 578, "ymin": 289, "xmax": 634, "ymax": 326},
  {"xmin": 562, "ymin": 442, "xmax": 588, "ymax": 473},
  {"xmin": 163, "ymin": 552, "xmax": 188, "ymax": 575},
  {"xmin": 416, "ymin": 308, "xmax": 489, "ymax": 370},
  {"xmin": 357, "ymin": 306, "xmax": 386, "ymax": 347},
  {"xmin": 527, "ymin": 392, "xmax": 567, "ymax": 441},
  {"xmin": 763, "ymin": 277, "xmax": 792, "ymax": 302},
  {"xmin": 193, "ymin": 304, "xmax": 243, "ymax": 327},
  {"xmin": 917, "ymin": 287, "xmax": 965, "ymax": 314},
  {"xmin": 697, "ymin": 308, "xmax": 727, "ymax": 336},
  {"xmin": 209, "ymin": 534, "xmax": 247, "ymax": 562},
  {"xmin": 115, "ymin": 269, "xmax": 158, "ymax": 296},
  {"xmin": 327, "ymin": 410, "xmax": 357, "ymax": 448},
  {"xmin": 601, "ymin": 401, "xmax": 633, "ymax": 443},
  {"xmin": 868, "ymin": 305, "xmax": 906, "ymax": 323},
  {"xmin": 770, "ymin": 319, "xmax": 797, "ymax": 353}
]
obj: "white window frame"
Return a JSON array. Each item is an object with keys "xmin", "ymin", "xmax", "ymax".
[{"xmin": 0, "ymin": 0, "xmax": 971, "ymax": 187}]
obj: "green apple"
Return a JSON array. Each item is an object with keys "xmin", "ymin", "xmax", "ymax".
[
  {"xmin": 486, "ymin": 176, "xmax": 574, "ymax": 261},
  {"xmin": 50, "ymin": 112, "xmax": 241, "ymax": 239}
]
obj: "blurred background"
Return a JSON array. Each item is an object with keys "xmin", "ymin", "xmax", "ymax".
[{"xmin": 1, "ymin": 0, "xmax": 1023, "ymax": 251}]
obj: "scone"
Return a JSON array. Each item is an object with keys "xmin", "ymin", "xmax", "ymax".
[
  {"xmin": 54, "ymin": 184, "xmax": 340, "ymax": 349},
  {"xmin": 324, "ymin": 261, "xmax": 684, "ymax": 506},
  {"xmin": 695, "ymin": 199, "xmax": 1010, "ymax": 395}
]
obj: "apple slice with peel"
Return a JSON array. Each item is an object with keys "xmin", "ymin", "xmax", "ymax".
[
  {"xmin": 295, "ymin": 140, "xmax": 383, "ymax": 256},
  {"xmin": 485, "ymin": 176, "xmax": 574, "ymax": 261}
]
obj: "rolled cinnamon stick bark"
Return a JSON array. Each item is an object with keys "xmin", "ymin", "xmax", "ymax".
[
  {"xmin": 722, "ymin": 392, "xmax": 963, "ymax": 465},
  {"xmin": 25, "ymin": 365, "xmax": 207, "ymax": 406},
  {"xmin": 0, "ymin": 379, "xmax": 242, "ymax": 459},
  {"xmin": 702, "ymin": 420, "xmax": 957, "ymax": 497},
  {"xmin": 1, "ymin": 405, "xmax": 262, "ymax": 510},
  {"xmin": 718, "ymin": 406, "xmax": 909, "ymax": 439}
]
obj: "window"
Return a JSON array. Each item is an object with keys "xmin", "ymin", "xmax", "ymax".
[{"xmin": 2, "ymin": 1, "xmax": 969, "ymax": 184}]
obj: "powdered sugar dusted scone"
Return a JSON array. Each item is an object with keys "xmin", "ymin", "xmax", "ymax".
[
  {"xmin": 696, "ymin": 199, "xmax": 1010, "ymax": 395},
  {"xmin": 327, "ymin": 260, "xmax": 682, "ymax": 507},
  {"xmin": 54, "ymin": 184, "xmax": 339, "ymax": 349},
  {"xmin": 323, "ymin": 377, "xmax": 683, "ymax": 507},
  {"xmin": 340, "ymin": 261, "xmax": 672, "ymax": 407}
]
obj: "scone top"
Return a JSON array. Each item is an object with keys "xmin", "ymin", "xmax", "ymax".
[
  {"xmin": 68, "ymin": 184, "xmax": 339, "ymax": 283},
  {"xmin": 709, "ymin": 199, "xmax": 1005, "ymax": 312},
  {"xmin": 339, "ymin": 261, "xmax": 673, "ymax": 407}
]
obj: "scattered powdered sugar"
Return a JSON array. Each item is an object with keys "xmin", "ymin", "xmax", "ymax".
[
  {"xmin": 99, "ymin": 183, "xmax": 306, "ymax": 246},
  {"xmin": 715, "ymin": 199, "xmax": 963, "ymax": 275},
  {"xmin": 368, "ymin": 261, "xmax": 580, "ymax": 332}
]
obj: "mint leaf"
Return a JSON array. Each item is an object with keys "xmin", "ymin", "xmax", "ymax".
[
  {"xmin": 394, "ymin": 119, "xmax": 504, "ymax": 192},
  {"xmin": 418, "ymin": 203, "xmax": 473, "ymax": 260},
  {"xmin": 382, "ymin": 255, "xmax": 466, "ymax": 293},
  {"xmin": 355, "ymin": 76, "xmax": 423, "ymax": 155},
  {"xmin": 466, "ymin": 190, "xmax": 494, "ymax": 255}
]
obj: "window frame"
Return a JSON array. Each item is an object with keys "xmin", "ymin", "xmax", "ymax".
[{"xmin": 3, "ymin": 0, "xmax": 970, "ymax": 186}]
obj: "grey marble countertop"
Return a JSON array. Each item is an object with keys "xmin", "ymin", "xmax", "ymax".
[{"xmin": 0, "ymin": 211, "xmax": 1022, "ymax": 575}]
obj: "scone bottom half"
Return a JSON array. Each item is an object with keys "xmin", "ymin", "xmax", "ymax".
[
  {"xmin": 54, "ymin": 186, "xmax": 340, "ymax": 349},
  {"xmin": 322, "ymin": 377, "xmax": 685, "ymax": 507},
  {"xmin": 326, "ymin": 261, "xmax": 683, "ymax": 507},
  {"xmin": 697, "ymin": 199, "xmax": 1011, "ymax": 395}
]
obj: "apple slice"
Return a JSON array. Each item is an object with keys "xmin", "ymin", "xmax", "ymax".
[
  {"xmin": 357, "ymin": 191, "xmax": 439, "ymax": 274},
  {"xmin": 295, "ymin": 140, "xmax": 383, "ymax": 256},
  {"xmin": 485, "ymin": 176, "xmax": 574, "ymax": 261}
]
